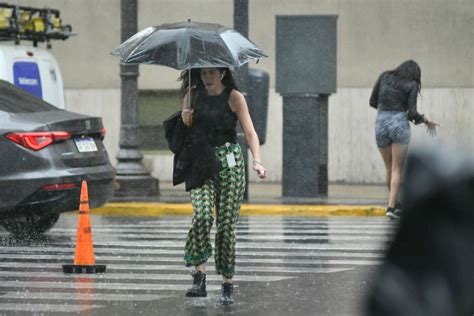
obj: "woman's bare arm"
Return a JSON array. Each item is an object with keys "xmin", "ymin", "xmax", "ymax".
[{"xmin": 229, "ymin": 90, "xmax": 266, "ymax": 178}]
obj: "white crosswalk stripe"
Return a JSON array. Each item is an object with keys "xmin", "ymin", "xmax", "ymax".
[
  {"xmin": 0, "ymin": 215, "xmax": 395, "ymax": 314},
  {"xmin": 44, "ymin": 232, "xmax": 391, "ymax": 241},
  {"xmin": 0, "ymin": 271, "xmax": 295, "ymax": 282},
  {"xmin": 52, "ymin": 227, "xmax": 394, "ymax": 234},
  {"xmin": 0, "ymin": 292, "xmax": 172, "ymax": 302},
  {"xmin": 0, "ymin": 246, "xmax": 383, "ymax": 258},
  {"xmin": 0, "ymin": 303, "xmax": 104, "ymax": 313},
  {"xmin": 0, "ymin": 254, "xmax": 381, "ymax": 265}
]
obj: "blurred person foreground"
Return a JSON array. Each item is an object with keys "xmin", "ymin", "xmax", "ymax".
[{"xmin": 366, "ymin": 145, "xmax": 474, "ymax": 315}]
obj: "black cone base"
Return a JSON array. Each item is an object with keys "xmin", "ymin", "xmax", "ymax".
[{"xmin": 62, "ymin": 264, "xmax": 106, "ymax": 274}]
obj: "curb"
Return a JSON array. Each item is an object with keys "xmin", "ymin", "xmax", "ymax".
[{"xmin": 92, "ymin": 203, "xmax": 386, "ymax": 217}]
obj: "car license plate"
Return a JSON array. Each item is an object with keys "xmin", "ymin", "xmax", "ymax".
[{"xmin": 74, "ymin": 137, "xmax": 98, "ymax": 152}]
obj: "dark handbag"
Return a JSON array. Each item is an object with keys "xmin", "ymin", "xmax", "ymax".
[
  {"xmin": 163, "ymin": 111, "xmax": 186, "ymax": 154},
  {"xmin": 163, "ymin": 88, "xmax": 198, "ymax": 153}
]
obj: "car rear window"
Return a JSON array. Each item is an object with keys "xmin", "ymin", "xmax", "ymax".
[{"xmin": 0, "ymin": 79, "xmax": 58, "ymax": 113}]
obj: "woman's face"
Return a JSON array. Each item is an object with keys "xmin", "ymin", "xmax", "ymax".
[{"xmin": 200, "ymin": 68, "xmax": 224, "ymax": 90}]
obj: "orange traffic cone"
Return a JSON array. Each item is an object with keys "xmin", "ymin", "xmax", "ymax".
[{"xmin": 63, "ymin": 181, "xmax": 106, "ymax": 273}]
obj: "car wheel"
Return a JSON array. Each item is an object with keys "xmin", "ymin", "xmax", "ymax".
[{"xmin": 0, "ymin": 212, "xmax": 60, "ymax": 238}]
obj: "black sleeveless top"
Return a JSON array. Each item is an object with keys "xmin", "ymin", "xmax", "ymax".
[{"xmin": 192, "ymin": 87, "xmax": 238, "ymax": 147}]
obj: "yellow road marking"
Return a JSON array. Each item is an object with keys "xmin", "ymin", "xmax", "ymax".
[{"xmin": 91, "ymin": 203, "xmax": 385, "ymax": 217}]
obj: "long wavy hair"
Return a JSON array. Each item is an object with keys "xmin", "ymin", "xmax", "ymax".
[
  {"xmin": 178, "ymin": 67, "xmax": 238, "ymax": 97},
  {"xmin": 385, "ymin": 60, "xmax": 422, "ymax": 95}
]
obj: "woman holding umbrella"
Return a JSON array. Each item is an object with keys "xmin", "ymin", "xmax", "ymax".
[
  {"xmin": 180, "ymin": 67, "xmax": 266, "ymax": 305},
  {"xmin": 112, "ymin": 19, "xmax": 268, "ymax": 305}
]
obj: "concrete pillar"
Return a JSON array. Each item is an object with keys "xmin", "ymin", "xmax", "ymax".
[{"xmin": 276, "ymin": 15, "xmax": 337, "ymax": 198}]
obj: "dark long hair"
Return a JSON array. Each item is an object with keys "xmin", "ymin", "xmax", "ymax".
[
  {"xmin": 385, "ymin": 60, "xmax": 422, "ymax": 94},
  {"xmin": 178, "ymin": 67, "xmax": 238, "ymax": 97}
]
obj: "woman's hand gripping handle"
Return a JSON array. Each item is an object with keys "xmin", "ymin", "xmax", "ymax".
[{"xmin": 181, "ymin": 109, "xmax": 194, "ymax": 127}]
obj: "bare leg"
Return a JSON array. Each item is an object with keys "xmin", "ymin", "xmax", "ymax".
[
  {"xmin": 378, "ymin": 146, "xmax": 393, "ymax": 192},
  {"xmin": 388, "ymin": 144, "xmax": 409, "ymax": 208}
]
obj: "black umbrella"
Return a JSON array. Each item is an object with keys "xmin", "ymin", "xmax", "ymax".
[
  {"xmin": 111, "ymin": 20, "xmax": 267, "ymax": 70},
  {"xmin": 112, "ymin": 20, "xmax": 267, "ymax": 108}
]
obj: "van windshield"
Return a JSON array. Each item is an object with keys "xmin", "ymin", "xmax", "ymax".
[{"xmin": 0, "ymin": 80, "xmax": 58, "ymax": 113}]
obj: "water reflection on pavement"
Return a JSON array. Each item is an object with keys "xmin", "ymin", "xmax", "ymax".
[{"xmin": 0, "ymin": 214, "xmax": 396, "ymax": 315}]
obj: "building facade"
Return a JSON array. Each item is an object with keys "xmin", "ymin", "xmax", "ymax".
[{"xmin": 12, "ymin": 0, "xmax": 474, "ymax": 184}]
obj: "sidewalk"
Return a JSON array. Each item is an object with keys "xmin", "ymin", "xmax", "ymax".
[{"xmin": 96, "ymin": 182, "xmax": 388, "ymax": 217}]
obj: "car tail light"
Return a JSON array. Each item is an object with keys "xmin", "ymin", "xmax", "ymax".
[
  {"xmin": 5, "ymin": 131, "xmax": 71, "ymax": 151},
  {"xmin": 42, "ymin": 183, "xmax": 77, "ymax": 191},
  {"xmin": 100, "ymin": 127, "xmax": 106, "ymax": 140}
]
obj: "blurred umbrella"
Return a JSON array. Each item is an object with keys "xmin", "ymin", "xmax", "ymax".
[{"xmin": 111, "ymin": 19, "xmax": 267, "ymax": 70}]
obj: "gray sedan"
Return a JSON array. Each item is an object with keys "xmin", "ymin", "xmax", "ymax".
[{"xmin": 0, "ymin": 80, "xmax": 115, "ymax": 238}]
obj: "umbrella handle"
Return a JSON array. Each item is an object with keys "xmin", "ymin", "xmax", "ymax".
[{"xmin": 188, "ymin": 68, "xmax": 191, "ymax": 109}]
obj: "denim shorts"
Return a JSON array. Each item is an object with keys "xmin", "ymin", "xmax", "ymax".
[{"xmin": 375, "ymin": 111, "xmax": 410, "ymax": 148}]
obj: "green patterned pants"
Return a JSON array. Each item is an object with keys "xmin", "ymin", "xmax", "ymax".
[{"xmin": 184, "ymin": 143, "xmax": 245, "ymax": 279}]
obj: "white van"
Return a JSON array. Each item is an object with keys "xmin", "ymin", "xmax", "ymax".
[{"xmin": 0, "ymin": 44, "xmax": 65, "ymax": 109}]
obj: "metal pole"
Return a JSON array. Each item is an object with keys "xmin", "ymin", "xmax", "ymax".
[
  {"xmin": 114, "ymin": 0, "xmax": 159, "ymax": 198},
  {"xmin": 234, "ymin": 0, "xmax": 250, "ymax": 201}
]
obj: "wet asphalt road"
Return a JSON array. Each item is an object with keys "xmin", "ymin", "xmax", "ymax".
[{"xmin": 0, "ymin": 214, "xmax": 396, "ymax": 315}]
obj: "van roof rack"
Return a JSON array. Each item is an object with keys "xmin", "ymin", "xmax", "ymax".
[{"xmin": 0, "ymin": 2, "xmax": 73, "ymax": 48}]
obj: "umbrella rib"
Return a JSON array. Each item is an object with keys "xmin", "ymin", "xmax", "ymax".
[
  {"xmin": 218, "ymin": 29, "xmax": 263, "ymax": 67},
  {"xmin": 123, "ymin": 26, "xmax": 157, "ymax": 63},
  {"xmin": 218, "ymin": 34, "xmax": 240, "ymax": 67},
  {"xmin": 178, "ymin": 27, "xmax": 190, "ymax": 70},
  {"xmin": 126, "ymin": 42, "xmax": 146, "ymax": 63}
]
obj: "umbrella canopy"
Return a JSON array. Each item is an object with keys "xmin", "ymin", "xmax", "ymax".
[{"xmin": 111, "ymin": 20, "xmax": 267, "ymax": 70}]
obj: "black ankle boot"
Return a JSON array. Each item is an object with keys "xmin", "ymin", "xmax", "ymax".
[
  {"xmin": 185, "ymin": 271, "xmax": 207, "ymax": 297},
  {"xmin": 220, "ymin": 283, "xmax": 233, "ymax": 305},
  {"xmin": 386, "ymin": 207, "xmax": 402, "ymax": 220},
  {"xmin": 395, "ymin": 201, "xmax": 403, "ymax": 211}
]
